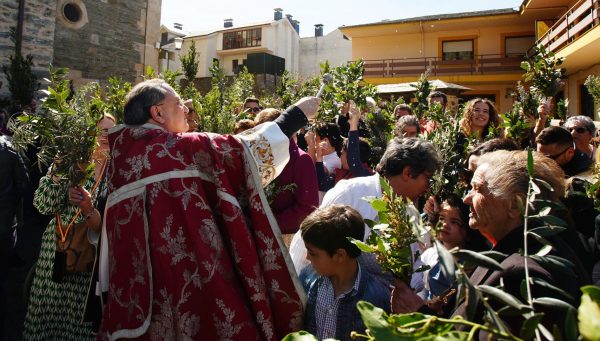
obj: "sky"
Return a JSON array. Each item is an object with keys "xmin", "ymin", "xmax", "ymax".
[{"xmin": 161, "ymin": 0, "xmax": 524, "ymax": 38}]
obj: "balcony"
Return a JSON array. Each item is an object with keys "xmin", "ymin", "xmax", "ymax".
[
  {"xmin": 362, "ymin": 54, "xmax": 524, "ymax": 78},
  {"xmin": 537, "ymin": 0, "xmax": 600, "ymax": 53}
]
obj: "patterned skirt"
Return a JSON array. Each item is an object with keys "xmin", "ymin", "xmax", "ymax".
[{"xmin": 22, "ymin": 220, "xmax": 94, "ymax": 341}]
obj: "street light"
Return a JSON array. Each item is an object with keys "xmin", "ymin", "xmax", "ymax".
[{"xmin": 160, "ymin": 37, "xmax": 183, "ymax": 72}]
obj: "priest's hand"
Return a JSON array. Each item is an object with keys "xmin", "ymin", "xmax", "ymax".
[{"xmin": 294, "ymin": 97, "xmax": 321, "ymax": 120}]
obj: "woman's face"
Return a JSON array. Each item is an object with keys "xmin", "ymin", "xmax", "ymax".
[
  {"xmin": 471, "ymin": 101, "xmax": 490, "ymax": 130},
  {"xmin": 565, "ymin": 122, "xmax": 592, "ymax": 146},
  {"xmin": 438, "ymin": 203, "xmax": 468, "ymax": 249}
]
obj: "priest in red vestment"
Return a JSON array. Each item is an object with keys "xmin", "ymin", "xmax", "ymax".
[{"xmin": 98, "ymin": 79, "xmax": 319, "ymax": 340}]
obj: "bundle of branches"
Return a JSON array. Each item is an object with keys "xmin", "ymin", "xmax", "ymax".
[
  {"xmin": 585, "ymin": 75, "xmax": 600, "ymax": 103},
  {"xmin": 521, "ymin": 45, "xmax": 566, "ymax": 107},
  {"xmin": 351, "ymin": 178, "xmax": 428, "ymax": 283},
  {"xmin": 410, "ymin": 69, "xmax": 432, "ymax": 120},
  {"xmin": 316, "ymin": 59, "xmax": 377, "ymax": 123},
  {"xmin": 424, "ymin": 103, "xmax": 467, "ymax": 199},
  {"xmin": 364, "ymin": 104, "xmax": 394, "ymax": 168},
  {"xmin": 275, "ymin": 71, "xmax": 320, "ymax": 109},
  {"xmin": 9, "ymin": 67, "xmax": 103, "ymax": 186}
]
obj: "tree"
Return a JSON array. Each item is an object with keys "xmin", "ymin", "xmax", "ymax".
[
  {"xmin": 3, "ymin": 27, "xmax": 38, "ymax": 107},
  {"xmin": 180, "ymin": 40, "xmax": 199, "ymax": 84}
]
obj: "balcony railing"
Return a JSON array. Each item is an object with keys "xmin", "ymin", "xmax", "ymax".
[
  {"xmin": 538, "ymin": 0, "xmax": 600, "ymax": 53},
  {"xmin": 362, "ymin": 54, "xmax": 524, "ymax": 78}
]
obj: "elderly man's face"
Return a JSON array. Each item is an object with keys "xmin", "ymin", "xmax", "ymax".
[
  {"xmin": 564, "ymin": 122, "xmax": 593, "ymax": 147},
  {"xmin": 154, "ymin": 90, "xmax": 189, "ymax": 133},
  {"xmin": 463, "ymin": 164, "xmax": 510, "ymax": 244}
]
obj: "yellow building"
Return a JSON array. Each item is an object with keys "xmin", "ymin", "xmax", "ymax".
[
  {"xmin": 340, "ymin": 3, "xmax": 598, "ymax": 115},
  {"xmin": 534, "ymin": 0, "xmax": 600, "ymax": 118}
]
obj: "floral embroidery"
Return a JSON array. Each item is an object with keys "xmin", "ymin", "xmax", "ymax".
[
  {"xmin": 213, "ymin": 299, "xmax": 243, "ymax": 341},
  {"xmin": 247, "ymin": 135, "xmax": 277, "ymax": 186}
]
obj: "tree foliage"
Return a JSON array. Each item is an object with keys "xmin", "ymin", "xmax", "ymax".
[{"xmin": 180, "ymin": 40, "xmax": 199, "ymax": 83}]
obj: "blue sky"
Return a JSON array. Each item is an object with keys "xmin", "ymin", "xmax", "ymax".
[{"xmin": 161, "ymin": 0, "xmax": 523, "ymax": 37}]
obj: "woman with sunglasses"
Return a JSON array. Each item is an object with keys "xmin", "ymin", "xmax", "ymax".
[{"xmin": 564, "ymin": 115, "xmax": 597, "ymax": 160}]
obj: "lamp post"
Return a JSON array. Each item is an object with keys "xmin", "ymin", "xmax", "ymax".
[{"xmin": 160, "ymin": 37, "xmax": 183, "ymax": 72}]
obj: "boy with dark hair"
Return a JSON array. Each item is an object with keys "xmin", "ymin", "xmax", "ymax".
[{"xmin": 301, "ymin": 204, "xmax": 390, "ymax": 341}]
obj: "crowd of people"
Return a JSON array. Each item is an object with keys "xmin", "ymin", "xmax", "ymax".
[{"xmin": 1, "ymin": 80, "xmax": 600, "ymax": 341}]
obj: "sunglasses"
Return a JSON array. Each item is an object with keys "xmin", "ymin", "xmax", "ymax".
[
  {"xmin": 546, "ymin": 143, "xmax": 574, "ymax": 160},
  {"xmin": 245, "ymin": 106, "xmax": 263, "ymax": 113},
  {"xmin": 567, "ymin": 126, "xmax": 588, "ymax": 134}
]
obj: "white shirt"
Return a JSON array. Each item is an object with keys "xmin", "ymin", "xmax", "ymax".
[{"xmin": 322, "ymin": 151, "xmax": 341, "ymax": 174}]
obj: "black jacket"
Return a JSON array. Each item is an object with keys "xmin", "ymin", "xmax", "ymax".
[{"xmin": 0, "ymin": 136, "xmax": 29, "ymax": 234}]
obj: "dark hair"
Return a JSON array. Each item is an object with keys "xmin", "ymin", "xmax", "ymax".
[
  {"xmin": 234, "ymin": 119, "xmax": 255, "ymax": 134},
  {"xmin": 301, "ymin": 204, "xmax": 365, "ymax": 258},
  {"xmin": 443, "ymin": 194, "xmax": 489, "ymax": 252},
  {"xmin": 428, "ymin": 91, "xmax": 448, "ymax": 105},
  {"xmin": 243, "ymin": 97, "xmax": 260, "ymax": 107},
  {"xmin": 536, "ymin": 126, "xmax": 573, "ymax": 149},
  {"xmin": 394, "ymin": 103, "xmax": 413, "ymax": 116},
  {"xmin": 316, "ymin": 122, "xmax": 344, "ymax": 154},
  {"xmin": 394, "ymin": 115, "xmax": 420, "ymax": 137},
  {"xmin": 123, "ymin": 79, "xmax": 173, "ymax": 125},
  {"xmin": 376, "ymin": 137, "xmax": 441, "ymax": 178},
  {"xmin": 470, "ymin": 138, "xmax": 519, "ymax": 157}
]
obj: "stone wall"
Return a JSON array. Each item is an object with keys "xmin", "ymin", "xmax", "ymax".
[
  {"xmin": 53, "ymin": 0, "xmax": 160, "ymax": 86},
  {"xmin": 0, "ymin": 0, "xmax": 56, "ymax": 98}
]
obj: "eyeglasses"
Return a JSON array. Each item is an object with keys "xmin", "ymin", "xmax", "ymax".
[
  {"xmin": 245, "ymin": 106, "xmax": 263, "ymax": 113},
  {"xmin": 155, "ymin": 97, "xmax": 185, "ymax": 108},
  {"xmin": 567, "ymin": 126, "xmax": 588, "ymax": 134}
]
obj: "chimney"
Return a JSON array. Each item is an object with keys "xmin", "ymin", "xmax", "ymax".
[
  {"xmin": 224, "ymin": 18, "xmax": 233, "ymax": 28},
  {"xmin": 286, "ymin": 14, "xmax": 293, "ymax": 24},
  {"xmin": 315, "ymin": 24, "xmax": 323, "ymax": 37},
  {"xmin": 274, "ymin": 8, "xmax": 283, "ymax": 20},
  {"xmin": 293, "ymin": 20, "xmax": 300, "ymax": 34},
  {"xmin": 173, "ymin": 22, "xmax": 183, "ymax": 30}
]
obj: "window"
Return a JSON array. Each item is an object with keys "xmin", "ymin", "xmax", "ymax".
[
  {"xmin": 232, "ymin": 59, "xmax": 240, "ymax": 74},
  {"xmin": 223, "ymin": 28, "xmax": 261, "ymax": 50},
  {"xmin": 505, "ymin": 35, "xmax": 535, "ymax": 57},
  {"xmin": 442, "ymin": 40, "xmax": 474, "ymax": 61}
]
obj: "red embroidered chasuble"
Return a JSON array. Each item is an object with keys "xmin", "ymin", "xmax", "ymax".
[{"xmin": 99, "ymin": 124, "xmax": 304, "ymax": 340}]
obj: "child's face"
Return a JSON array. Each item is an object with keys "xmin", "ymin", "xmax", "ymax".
[
  {"xmin": 438, "ymin": 203, "xmax": 468, "ymax": 249},
  {"xmin": 305, "ymin": 242, "xmax": 337, "ymax": 276}
]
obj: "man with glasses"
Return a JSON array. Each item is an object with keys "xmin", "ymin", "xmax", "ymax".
[
  {"xmin": 536, "ymin": 126, "xmax": 593, "ymax": 178},
  {"xmin": 242, "ymin": 97, "xmax": 263, "ymax": 116},
  {"xmin": 289, "ymin": 137, "xmax": 441, "ymax": 289}
]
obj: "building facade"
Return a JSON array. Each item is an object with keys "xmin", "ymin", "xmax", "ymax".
[
  {"xmin": 299, "ymin": 27, "xmax": 352, "ymax": 77},
  {"xmin": 1, "ymin": 0, "xmax": 161, "ymax": 98},
  {"xmin": 534, "ymin": 0, "xmax": 600, "ymax": 119},
  {"xmin": 339, "ymin": 8, "xmax": 559, "ymax": 113}
]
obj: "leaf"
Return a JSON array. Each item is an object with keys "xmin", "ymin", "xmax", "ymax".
[
  {"xmin": 533, "ymin": 297, "xmax": 576, "ymax": 312},
  {"xmin": 579, "ymin": 286, "xmax": 600, "ymax": 341},
  {"xmin": 531, "ymin": 180, "xmax": 541, "ymax": 195},
  {"xmin": 479, "ymin": 251, "xmax": 508, "ymax": 263},
  {"xmin": 530, "ymin": 277, "xmax": 574, "ymax": 302},
  {"xmin": 452, "ymin": 249, "xmax": 503, "ymax": 271},
  {"xmin": 529, "ymin": 254, "xmax": 576, "ymax": 277},
  {"xmin": 535, "ymin": 178, "xmax": 555, "ymax": 193},
  {"xmin": 370, "ymin": 198, "xmax": 388, "ymax": 212},
  {"xmin": 477, "ymin": 285, "xmax": 531, "ymax": 312},
  {"xmin": 540, "ymin": 215, "xmax": 568, "ymax": 227},
  {"xmin": 356, "ymin": 301, "xmax": 396, "ymax": 340},
  {"xmin": 348, "ymin": 239, "xmax": 375, "ymax": 253},
  {"xmin": 535, "ymin": 244, "xmax": 553, "ymax": 257},
  {"xmin": 281, "ymin": 331, "xmax": 318, "ymax": 341},
  {"xmin": 527, "ymin": 150, "xmax": 534, "ymax": 177},
  {"xmin": 537, "ymin": 323, "xmax": 554, "ymax": 341},
  {"xmin": 565, "ymin": 308, "xmax": 578, "ymax": 341},
  {"xmin": 520, "ymin": 313, "xmax": 544, "ymax": 340},
  {"xmin": 528, "ymin": 225, "xmax": 566, "ymax": 237},
  {"xmin": 538, "ymin": 206, "xmax": 551, "ymax": 216}
]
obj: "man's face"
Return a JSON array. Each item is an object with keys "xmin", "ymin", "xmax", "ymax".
[
  {"xmin": 305, "ymin": 242, "xmax": 337, "ymax": 276},
  {"xmin": 155, "ymin": 91, "xmax": 189, "ymax": 133},
  {"xmin": 462, "ymin": 165, "xmax": 509, "ymax": 244},
  {"xmin": 244, "ymin": 101, "xmax": 261, "ymax": 114},
  {"xmin": 429, "ymin": 97, "xmax": 446, "ymax": 110},
  {"xmin": 388, "ymin": 167, "xmax": 432, "ymax": 202},
  {"xmin": 401, "ymin": 126, "xmax": 419, "ymax": 138},
  {"xmin": 536, "ymin": 142, "xmax": 573, "ymax": 167}
]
